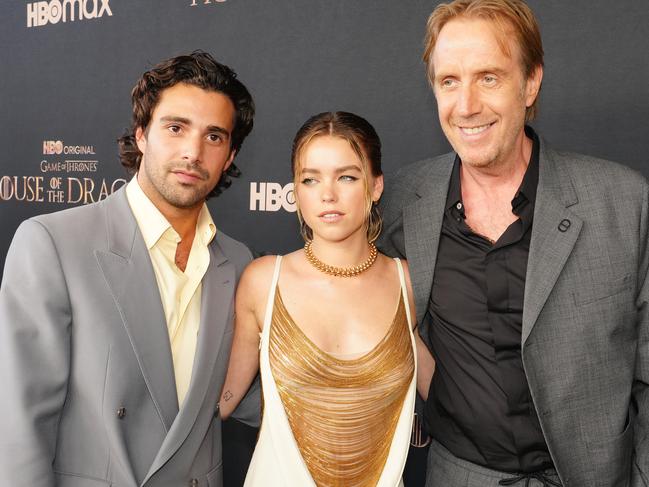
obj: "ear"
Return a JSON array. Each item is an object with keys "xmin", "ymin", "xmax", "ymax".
[
  {"xmin": 135, "ymin": 126, "xmax": 147, "ymax": 154},
  {"xmin": 524, "ymin": 64, "xmax": 543, "ymax": 108},
  {"xmin": 371, "ymin": 174, "xmax": 384, "ymax": 202},
  {"xmin": 223, "ymin": 149, "xmax": 236, "ymax": 172}
]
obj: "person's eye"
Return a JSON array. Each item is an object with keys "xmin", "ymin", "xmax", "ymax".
[
  {"xmin": 483, "ymin": 75, "xmax": 498, "ymax": 86},
  {"xmin": 440, "ymin": 78, "xmax": 457, "ymax": 89},
  {"xmin": 207, "ymin": 133, "xmax": 223, "ymax": 143},
  {"xmin": 168, "ymin": 125, "xmax": 181, "ymax": 134},
  {"xmin": 339, "ymin": 175, "xmax": 359, "ymax": 182},
  {"xmin": 301, "ymin": 178, "xmax": 317, "ymax": 185}
]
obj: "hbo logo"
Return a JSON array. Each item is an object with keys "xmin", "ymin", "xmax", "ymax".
[
  {"xmin": 249, "ymin": 182, "xmax": 295, "ymax": 212},
  {"xmin": 43, "ymin": 140, "xmax": 63, "ymax": 155}
]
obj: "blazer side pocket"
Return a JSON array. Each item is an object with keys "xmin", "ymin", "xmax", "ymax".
[
  {"xmin": 585, "ymin": 414, "xmax": 634, "ymax": 486},
  {"xmin": 54, "ymin": 471, "xmax": 110, "ymax": 486}
]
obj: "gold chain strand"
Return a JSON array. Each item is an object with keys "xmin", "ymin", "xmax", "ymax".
[{"xmin": 304, "ymin": 242, "xmax": 378, "ymax": 277}]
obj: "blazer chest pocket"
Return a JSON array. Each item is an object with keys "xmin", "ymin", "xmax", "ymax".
[{"xmin": 573, "ymin": 272, "xmax": 632, "ymax": 306}]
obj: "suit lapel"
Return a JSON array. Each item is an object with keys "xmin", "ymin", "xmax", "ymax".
[
  {"xmin": 144, "ymin": 237, "xmax": 235, "ymax": 482},
  {"xmin": 403, "ymin": 155, "xmax": 454, "ymax": 325},
  {"xmin": 95, "ymin": 189, "xmax": 179, "ymax": 429},
  {"xmin": 522, "ymin": 143, "xmax": 582, "ymax": 344},
  {"xmin": 93, "ymin": 189, "xmax": 178, "ymax": 486}
]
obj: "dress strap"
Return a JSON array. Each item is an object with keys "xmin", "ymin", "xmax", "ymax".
[
  {"xmin": 393, "ymin": 258, "xmax": 413, "ymax": 329},
  {"xmin": 261, "ymin": 255, "xmax": 283, "ymax": 334}
]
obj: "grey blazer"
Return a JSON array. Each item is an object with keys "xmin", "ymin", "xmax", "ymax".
[
  {"xmin": 0, "ymin": 188, "xmax": 258, "ymax": 487},
  {"xmin": 379, "ymin": 139, "xmax": 649, "ymax": 487}
]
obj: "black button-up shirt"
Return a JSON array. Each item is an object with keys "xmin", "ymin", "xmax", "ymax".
[{"xmin": 424, "ymin": 127, "xmax": 553, "ymax": 473}]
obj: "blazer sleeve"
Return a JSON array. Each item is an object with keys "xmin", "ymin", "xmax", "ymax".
[
  {"xmin": 0, "ymin": 219, "xmax": 72, "ymax": 486},
  {"xmin": 633, "ymin": 183, "xmax": 649, "ymax": 486},
  {"xmin": 377, "ymin": 172, "xmax": 408, "ymax": 259}
]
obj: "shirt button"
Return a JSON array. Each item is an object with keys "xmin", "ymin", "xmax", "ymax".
[
  {"xmin": 456, "ymin": 202, "xmax": 463, "ymax": 210},
  {"xmin": 189, "ymin": 479, "xmax": 198, "ymax": 486},
  {"xmin": 117, "ymin": 407, "xmax": 126, "ymax": 419}
]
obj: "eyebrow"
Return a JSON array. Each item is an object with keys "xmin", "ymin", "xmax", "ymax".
[
  {"xmin": 434, "ymin": 67, "xmax": 510, "ymax": 83},
  {"xmin": 301, "ymin": 164, "xmax": 363, "ymax": 174},
  {"xmin": 160, "ymin": 115, "xmax": 190, "ymax": 125},
  {"xmin": 159, "ymin": 116, "xmax": 231, "ymax": 138},
  {"xmin": 478, "ymin": 67, "xmax": 509, "ymax": 78}
]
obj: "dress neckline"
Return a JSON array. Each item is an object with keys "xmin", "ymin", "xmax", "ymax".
[{"xmin": 273, "ymin": 285, "xmax": 405, "ymax": 365}]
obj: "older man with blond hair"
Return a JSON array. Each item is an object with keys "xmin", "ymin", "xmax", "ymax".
[{"xmin": 380, "ymin": 1, "xmax": 649, "ymax": 485}]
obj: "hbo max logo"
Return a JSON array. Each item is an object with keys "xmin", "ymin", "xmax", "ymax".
[
  {"xmin": 249, "ymin": 182, "xmax": 295, "ymax": 212},
  {"xmin": 27, "ymin": 0, "xmax": 113, "ymax": 28}
]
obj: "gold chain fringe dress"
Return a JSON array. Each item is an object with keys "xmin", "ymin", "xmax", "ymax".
[{"xmin": 244, "ymin": 256, "xmax": 417, "ymax": 487}]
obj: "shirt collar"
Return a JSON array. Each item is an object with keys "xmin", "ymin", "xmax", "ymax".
[
  {"xmin": 511, "ymin": 125, "xmax": 540, "ymax": 215},
  {"xmin": 125, "ymin": 176, "xmax": 216, "ymax": 250},
  {"xmin": 195, "ymin": 200, "xmax": 217, "ymax": 247}
]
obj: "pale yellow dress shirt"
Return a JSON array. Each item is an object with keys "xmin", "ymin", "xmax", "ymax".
[{"xmin": 126, "ymin": 177, "xmax": 215, "ymax": 406}]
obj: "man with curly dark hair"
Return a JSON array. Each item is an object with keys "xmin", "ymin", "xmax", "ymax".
[{"xmin": 0, "ymin": 51, "xmax": 258, "ymax": 487}]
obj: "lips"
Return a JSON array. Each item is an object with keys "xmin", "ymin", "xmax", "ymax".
[
  {"xmin": 172, "ymin": 170, "xmax": 205, "ymax": 183},
  {"xmin": 318, "ymin": 211, "xmax": 344, "ymax": 222},
  {"xmin": 459, "ymin": 122, "xmax": 494, "ymax": 135}
]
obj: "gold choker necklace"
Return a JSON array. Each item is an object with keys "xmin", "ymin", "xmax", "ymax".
[{"xmin": 304, "ymin": 242, "xmax": 378, "ymax": 278}]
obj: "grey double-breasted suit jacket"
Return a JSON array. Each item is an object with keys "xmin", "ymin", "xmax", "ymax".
[
  {"xmin": 0, "ymin": 187, "xmax": 258, "ymax": 487},
  {"xmin": 379, "ymin": 138, "xmax": 649, "ymax": 487}
]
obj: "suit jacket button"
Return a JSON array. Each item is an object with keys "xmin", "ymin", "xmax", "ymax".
[
  {"xmin": 189, "ymin": 479, "xmax": 198, "ymax": 486},
  {"xmin": 117, "ymin": 407, "xmax": 126, "ymax": 419},
  {"xmin": 558, "ymin": 219, "xmax": 571, "ymax": 232}
]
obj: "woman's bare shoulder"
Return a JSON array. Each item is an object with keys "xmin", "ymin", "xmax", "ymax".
[{"xmin": 238, "ymin": 255, "xmax": 280, "ymax": 297}]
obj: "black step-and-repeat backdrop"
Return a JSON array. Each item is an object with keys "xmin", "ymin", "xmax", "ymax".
[{"xmin": 1, "ymin": 1, "xmax": 648, "ymax": 484}]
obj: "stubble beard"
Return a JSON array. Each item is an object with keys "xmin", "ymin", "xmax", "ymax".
[
  {"xmin": 146, "ymin": 161, "xmax": 215, "ymax": 209},
  {"xmin": 450, "ymin": 114, "xmax": 526, "ymax": 172}
]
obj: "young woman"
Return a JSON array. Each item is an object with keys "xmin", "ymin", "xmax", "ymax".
[{"xmin": 220, "ymin": 112, "xmax": 434, "ymax": 486}]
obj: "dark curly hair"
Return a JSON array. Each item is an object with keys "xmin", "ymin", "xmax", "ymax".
[{"xmin": 118, "ymin": 51, "xmax": 255, "ymax": 198}]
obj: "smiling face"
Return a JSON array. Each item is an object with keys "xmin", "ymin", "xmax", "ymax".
[
  {"xmin": 296, "ymin": 135, "xmax": 383, "ymax": 244},
  {"xmin": 135, "ymin": 82, "xmax": 236, "ymax": 215},
  {"xmin": 431, "ymin": 17, "xmax": 542, "ymax": 170}
]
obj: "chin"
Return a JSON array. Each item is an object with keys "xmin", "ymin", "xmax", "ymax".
[
  {"xmin": 311, "ymin": 230, "xmax": 355, "ymax": 244},
  {"xmin": 460, "ymin": 157, "xmax": 494, "ymax": 169},
  {"xmin": 455, "ymin": 154, "xmax": 487, "ymax": 168},
  {"xmin": 454, "ymin": 144, "xmax": 499, "ymax": 167}
]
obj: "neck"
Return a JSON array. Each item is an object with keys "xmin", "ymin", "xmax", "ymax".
[
  {"xmin": 309, "ymin": 233, "xmax": 372, "ymax": 268},
  {"xmin": 137, "ymin": 175, "xmax": 203, "ymax": 241},
  {"xmin": 165, "ymin": 207, "xmax": 201, "ymax": 241}
]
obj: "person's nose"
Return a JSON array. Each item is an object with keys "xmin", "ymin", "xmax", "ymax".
[
  {"xmin": 457, "ymin": 83, "xmax": 482, "ymax": 118},
  {"xmin": 320, "ymin": 180, "xmax": 337, "ymax": 203},
  {"xmin": 181, "ymin": 134, "xmax": 202, "ymax": 164}
]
